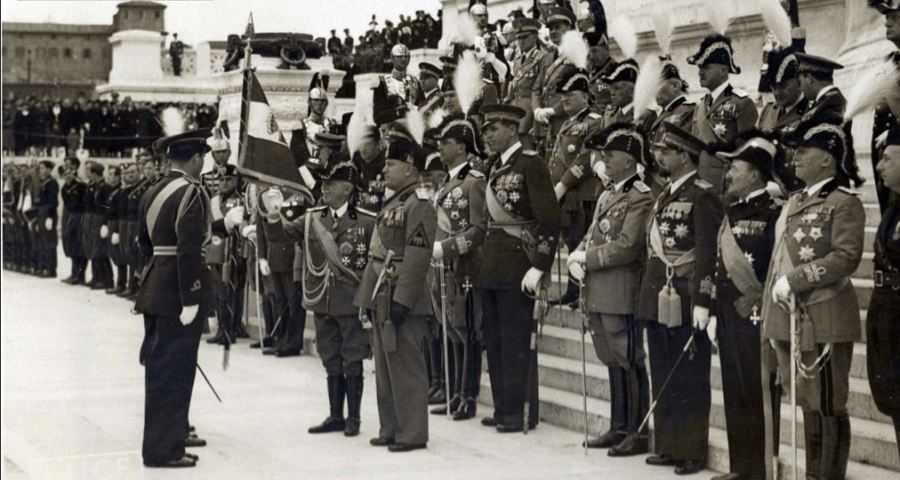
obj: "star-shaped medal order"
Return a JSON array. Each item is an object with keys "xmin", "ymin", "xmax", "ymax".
[
  {"xmin": 665, "ymin": 237, "xmax": 676, "ymax": 248},
  {"xmin": 799, "ymin": 245, "xmax": 816, "ymax": 262},
  {"xmin": 567, "ymin": 144, "xmax": 577, "ymax": 153},
  {"xmin": 792, "ymin": 228, "xmax": 806, "ymax": 243},
  {"xmin": 809, "ymin": 226, "xmax": 823, "ymax": 241},
  {"xmin": 713, "ymin": 123, "xmax": 727, "ymax": 136},
  {"xmin": 674, "ymin": 224, "xmax": 689, "ymax": 238},
  {"xmin": 744, "ymin": 252, "xmax": 754, "ymax": 265},
  {"xmin": 659, "ymin": 221, "xmax": 671, "ymax": 235}
]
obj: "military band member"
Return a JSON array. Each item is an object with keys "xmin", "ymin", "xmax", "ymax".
[
  {"xmin": 568, "ymin": 124, "xmax": 653, "ymax": 456},
  {"xmin": 291, "ymin": 73, "xmax": 338, "ymax": 196},
  {"xmin": 478, "ymin": 104, "xmax": 561, "ymax": 432},
  {"xmin": 429, "ymin": 114, "xmax": 488, "ymax": 420},
  {"xmin": 869, "ymin": 0, "xmax": 900, "ymax": 213},
  {"xmin": 60, "ymin": 157, "xmax": 88, "ymax": 285},
  {"xmin": 688, "ymin": 35, "xmax": 758, "ymax": 188},
  {"xmin": 354, "ymin": 136, "xmax": 437, "ymax": 452},
  {"xmin": 763, "ymin": 123, "xmax": 865, "ymax": 480},
  {"xmin": 135, "ymin": 130, "xmax": 214, "ymax": 468},
  {"xmin": 639, "ymin": 123, "xmax": 723, "ymax": 475},
  {"xmin": 870, "ymin": 125, "xmax": 900, "ymax": 456},
  {"xmin": 531, "ymin": 7, "xmax": 578, "ymax": 157},
  {"xmin": 32, "ymin": 160, "xmax": 59, "ymax": 278},
  {"xmin": 503, "ymin": 17, "xmax": 544, "ymax": 150},
  {"xmin": 709, "ymin": 133, "xmax": 783, "ymax": 480},
  {"xmin": 261, "ymin": 161, "xmax": 375, "ymax": 437},
  {"xmin": 758, "ymin": 49, "xmax": 808, "ymax": 194}
]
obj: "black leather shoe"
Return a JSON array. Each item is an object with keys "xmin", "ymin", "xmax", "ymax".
[
  {"xmin": 250, "ymin": 341, "xmax": 262, "ymax": 349},
  {"xmin": 344, "ymin": 417, "xmax": 360, "ymax": 437},
  {"xmin": 608, "ymin": 433, "xmax": 649, "ymax": 457},
  {"xmin": 125, "ymin": 292, "xmax": 138, "ymax": 300},
  {"xmin": 184, "ymin": 437, "xmax": 206, "ymax": 448},
  {"xmin": 143, "ymin": 456, "xmax": 196, "ymax": 468},
  {"xmin": 263, "ymin": 336, "xmax": 276, "ymax": 347},
  {"xmin": 206, "ymin": 335, "xmax": 228, "ymax": 345},
  {"xmin": 584, "ymin": 430, "xmax": 625, "ymax": 449},
  {"xmin": 430, "ymin": 396, "xmax": 461, "ymax": 415},
  {"xmin": 495, "ymin": 424, "xmax": 535, "ymax": 433},
  {"xmin": 183, "ymin": 453, "xmax": 199, "ymax": 461},
  {"xmin": 388, "ymin": 443, "xmax": 427, "ymax": 452},
  {"xmin": 674, "ymin": 460, "xmax": 706, "ymax": 475},
  {"xmin": 428, "ymin": 389, "xmax": 447, "ymax": 405},
  {"xmin": 452, "ymin": 399, "xmax": 477, "ymax": 421},
  {"xmin": 480, "ymin": 417, "xmax": 499, "ymax": 427},
  {"xmin": 646, "ymin": 454, "xmax": 678, "ymax": 466},
  {"xmin": 234, "ymin": 328, "xmax": 251, "ymax": 339},
  {"xmin": 275, "ymin": 347, "xmax": 301, "ymax": 357},
  {"xmin": 308, "ymin": 416, "xmax": 345, "ymax": 434},
  {"xmin": 370, "ymin": 437, "xmax": 395, "ymax": 446},
  {"xmin": 262, "ymin": 347, "xmax": 278, "ymax": 355},
  {"xmin": 90, "ymin": 282, "xmax": 109, "ymax": 290},
  {"xmin": 711, "ymin": 474, "xmax": 743, "ymax": 480},
  {"xmin": 105, "ymin": 286, "xmax": 123, "ymax": 295}
]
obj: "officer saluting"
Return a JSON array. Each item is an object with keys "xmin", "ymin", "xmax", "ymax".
[
  {"xmin": 261, "ymin": 160, "xmax": 376, "ymax": 438},
  {"xmin": 135, "ymin": 130, "xmax": 215, "ymax": 468}
]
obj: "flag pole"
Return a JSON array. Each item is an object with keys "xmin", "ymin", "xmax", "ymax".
[{"xmin": 237, "ymin": 13, "xmax": 254, "ymax": 170}]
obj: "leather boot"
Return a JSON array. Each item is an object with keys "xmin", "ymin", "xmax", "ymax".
[
  {"xmin": 344, "ymin": 375, "xmax": 363, "ymax": 437},
  {"xmin": 820, "ymin": 415, "xmax": 850, "ymax": 480},
  {"xmin": 585, "ymin": 366, "xmax": 627, "ymax": 448},
  {"xmin": 309, "ymin": 376, "xmax": 346, "ymax": 433},
  {"xmin": 803, "ymin": 411, "xmax": 823, "ymax": 480},
  {"xmin": 608, "ymin": 366, "xmax": 650, "ymax": 456},
  {"xmin": 431, "ymin": 395, "xmax": 461, "ymax": 415},
  {"xmin": 454, "ymin": 339, "xmax": 481, "ymax": 421},
  {"xmin": 427, "ymin": 339, "xmax": 445, "ymax": 403}
]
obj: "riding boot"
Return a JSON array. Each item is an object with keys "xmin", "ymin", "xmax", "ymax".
[
  {"xmin": 803, "ymin": 411, "xmax": 823, "ymax": 480},
  {"xmin": 819, "ymin": 415, "xmax": 850, "ymax": 480},
  {"xmin": 308, "ymin": 376, "xmax": 346, "ymax": 433},
  {"xmin": 344, "ymin": 375, "xmax": 363, "ymax": 436},
  {"xmin": 585, "ymin": 366, "xmax": 627, "ymax": 448},
  {"xmin": 608, "ymin": 365, "xmax": 650, "ymax": 456},
  {"xmin": 453, "ymin": 339, "xmax": 481, "ymax": 421},
  {"xmin": 428, "ymin": 338, "xmax": 446, "ymax": 404}
]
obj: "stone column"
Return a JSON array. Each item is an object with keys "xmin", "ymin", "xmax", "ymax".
[{"xmin": 108, "ymin": 30, "xmax": 165, "ymax": 84}]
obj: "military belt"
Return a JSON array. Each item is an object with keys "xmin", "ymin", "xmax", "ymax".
[
  {"xmin": 874, "ymin": 270, "xmax": 900, "ymax": 290},
  {"xmin": 153, "ymin": 246, "xmax": 177, "ymax": 256},
  {"xmin": 368, "ymin": 254, "xmax": 404, "ymax": 262}
]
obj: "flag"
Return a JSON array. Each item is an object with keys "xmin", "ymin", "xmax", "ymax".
[{"xmin": 237, "ymin": 69, "xmax": 312, "ymax": 201}]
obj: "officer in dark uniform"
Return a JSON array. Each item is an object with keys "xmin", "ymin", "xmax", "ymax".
[
  {"xmin": 478, "ymin": 104, "xmax": 561, "ymax": 432},
  {"xmin": 531, "ymin": 7, "xmax": 577, "ymax": 157},
  {"xmin": 418, "ymin": 62, "xmax": 444, "ymax": 123},
  {"xmin": 688, "ymin": 35, "xmax": 758, "ymax": 188},
  {"xmin": 353, "ymin": 125, "xmax": 388, "ymax": 213},
  {"xmin": 169, "ymin": 34, "xmax": 185, "ymax": 76},
  {"xmin": 870, "ymin": 0, "xmax": 900, "ymax": 213},
  {"xmin": 762, "ymin": 123, "xmax": 865, "ymax": 480},
  {"xmin": 645, "ymin": 59, "xmax": 695, "ymax": 193},
  {"xmin": 106, "ymin": 164, "xmax": 137, "ymax": 295},
  {"xmin": 135, "ymin": 130, "xmax": 214, "ymax": 468},
  {"xmin": 262, "ymin": 160, "xmax": 376, "ymax": 437},
  {"xmin": 794, "ymin": 53, "xmax": 847, "ymax": 129},
  {"xmin": 354, "ymin": 136, "xmax": 437, "ymax": 452},
  {"xmin": 429, "ymin": 114, "xmax": 488, "ymax": 420},
  {"xmin": 60, "ymin": 157, "xmax": 88, "ymax": 285},
  {"xmin": 32, "ymin": 160, "xmax": 59, "ymax": 277},
  {"xmin": 709, "ymin": 133, "xmax": 784, "ymax": 480},
  {"xmin": 870, "ymin": 125, "xmax": 900, "ymax": 457},
  {"xmin": 120, "ymin": 156, "xmax": 155, "ymax": 299},
  {"xmin": 585, "ymin": 8, "xmax": 617, "ymax": 114},
  {"xmin": 503, "ymin": 17, "xmax": 544, "ymax": 150},
  {"xmin": 568, "ymin": 124, "xmax": 653, "ymax": 456},
  {"xmin": 758, "ymin": 49, "xmax": 808, "ymax": 194},
  {"xmin": 94, "ymin": 166, "xmax": 118, "ymax": 290},
  {"xmin": 639, "ymin": 123, "xmax": 723, "ymax": 475}
]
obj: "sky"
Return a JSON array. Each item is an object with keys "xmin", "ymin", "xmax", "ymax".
[{"xmin": 1, "ymin": 0, "xmax": 443, "ymax": 46}]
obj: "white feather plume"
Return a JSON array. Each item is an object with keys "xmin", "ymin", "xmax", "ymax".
[
  {"xmin": 454, "ymin": 13, "xmax": 480, "ymax": 46},
  {"xmin": 347, "ymin": 87, "xmax": 374, "ymax": 155},
  {"xmin": 757, "ymin": 0, "xmax": 792, "ymax": 47},
  {"xmin": 559, "ymin": 30, "xmax": 588, "ymax": 70},
  {"xmin": 403, "ymin": 107, "xmax": 426, "ymax": 146},
  {"xmin": 428, "ymin": 107, "xmax": 448, "ymax": 130},
  {"xmin": 159, "ymin": 107, "xmax": 185, "ymax": 137},
  {"xmin": 652, "ymin": 7, "xmax": 673, "ymax": 55},
  {"xmin": 706, "ymin": 0, "xmax": 733, "ymax": 35},
  {"xmin": 633, "ymin": 56, "xmax": 664, "ymax": 123},
  {"xmin": 454, "ymin": 50, "xmax": 484, "ymax": 116},
  {"xmin": 843, "ymin": 59, "xmax": 900, "ymax": 124},
  {"xmin": 609, "ymin": 15, "xmax": 638, "ymax": 59}
]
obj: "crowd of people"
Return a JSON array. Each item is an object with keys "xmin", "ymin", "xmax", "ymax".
[{"xmin": 4, "ymin": 0, "xmax": 899, "ymax": 477}]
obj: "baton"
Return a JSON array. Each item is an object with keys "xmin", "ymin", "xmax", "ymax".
[
  {"xmin": 196, "ymin": 363, "xmax": 222, "ymax": 403},
  {"xmin": 637, "ymin": 332, "xmax": 696, "ymax": 434}
]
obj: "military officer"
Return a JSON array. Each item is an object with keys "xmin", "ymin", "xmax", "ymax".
[
  {"xmin": 531, "ymin": 7, "xmax": 578, "ymax": 157},
  {"xmin": 646, "ymin": 59, "xmax": 695, "ymax": 194},
  {"xmin": 382, "ymin": 44, "xmax": 424, "ymax": 108},
  {"xmin": 762, "ymin": 123, "xmax": 865, "ymax": 480},
  {"xmin": 709, "ymin": 133, "xmax": 784, "ymax": 480},
  {"xmin": 354, "ymin": 136, "xmax": 437, "ymax": 452},
  {"xmin": 105, "ymin": 164, "xmax": 137, "ymax": 295},
  {"xmin": 600, "ymin": 60, "xmax": 639, "ymax": 129},
  {"xmin": 568, "ymin": 124, "xmax": 653, "ymax": 456},
  {"xmin": 503, "ymin": 17, "xmax": 544, "ymax": 150},
  {"xmin": 135, "ymin": 130, "xmax": 215, "ymax": 468},
  {"xmin": 353, "ymin": 125, "xmax": 388, "ymax": 212},
  {"xmin": 639, "ymin": 123, "xmax": 723, "ymax": 475},
  {"xmin": 60, "ymin": 157, "xmax": 88, "ymax": 285},
  {"xmin": 429, "ymin": 114, "xmax": 488, "ymax": 420},
  {"xmin": 794, "ymin": 53, "xmax": 846, "ymax": 129},
  {"xmin": 477, "ymin": 104, "xmax": 561, "ymax": 432},
  {"xmin": 32, "ymin": 160, "xmax": 59, "ymax": 278},
  {"xmin": 418, "ymin": 62, "xmax": 444, "ymax": 123},
  {"xmin": 290, "ymin": 73, "xmax": 338, "ymax": 195},
  {"xmin": 688, "ymin": 35, "xmax": 758, "ymax": 188},
  {"xmin": 758, "ymin": 49, "xmax": 809, "ymax": 194},
  {"xmin": 585, "ymin": 10, "xmax": 617, "ymax": 114},
  {"xmin": 260, "ymin": 160, "xmax": 375, "ymax": 437},
  {"xmin": 869, "ymin": 0, "xmax": 900, "ymax": 213},
  {"xmin": 870, "ymin": 125, "xmax": 900, "ymax": 456},
  {"xmin": 200, "ymin": 130, "xmax": 232, "ymax": 196}
]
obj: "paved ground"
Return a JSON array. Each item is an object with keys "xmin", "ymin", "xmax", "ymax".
[{"xmin": 2, "ymin": 259, "xmax": 692, "ymax": 480}]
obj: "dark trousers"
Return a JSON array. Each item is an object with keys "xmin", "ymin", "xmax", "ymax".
[
  {"xmin": 372, "ymin": 314, "xmax": 429, "ymax": 444},
  {"xmin": 271, "ymin": 271, "xmax": 305, "ymax": 349},
  {"xmin": 38, "ymin": 228, "xmax": 57, "ymax": 274},
  {"xmin": 314, "ymin": 313, "xmax": 370, "ymax": 377},
  {"xmin": 480, "ymin": 287, "xmax": 539, "ymax": 427},
  {"xmin": 867, "ymin": 287, "xmax": 900, "ymax": 418},
  {"xmin": 645, "ymin": 322, "xmax": 711, "ymax": 462},
  {"xmin": 141, "ymin": 313, "xmax": 202, "ymax": 463}
]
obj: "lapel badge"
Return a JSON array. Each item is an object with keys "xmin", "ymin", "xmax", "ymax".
[{"xmin": 599, "ymin": 218, "xmax": 611, "ymax": 233}]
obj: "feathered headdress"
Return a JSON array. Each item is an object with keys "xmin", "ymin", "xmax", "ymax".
[
  {"xmin": 609, "ymin": 14, "xmax": 637, "ymax": 59},
  {"xmin": 633, "ymin": 56, "xmax": 664, "ymax": 122},
  {"xmin": 843, "ymin": 58, "xmax": 900, "ymax": 124},
  {"xmin": 454, "ymin": 50, "xmax": 484, "ymax": 117},
  {"xmin": 652, "ymin": 7, "xmax": 674, "ymax": 56},
  {"xmin": 559, "ymin": 30, "xmax": 588, "ymax": 70},
  {"xmin": 757, "ymin": 0, "xmax": 793, "ymax": 47}
]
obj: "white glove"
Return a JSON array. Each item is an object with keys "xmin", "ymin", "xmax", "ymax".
[
  {"xmin": 567, "ymin": 250, "xmax": 586, "ymax": 265},
  {"xmin": 224, "ymin": 206, "xmax": 245, "ymax": 230},
  {"xmin": 692, "ymin": 305, "xmax": 711, "ymax": 330},
  {"xmin": 554, "ymin": 183, "xmax": 567, "ymax": 201},
  {"xmin": 568, "ymin": 262, "xmax": 586, "ymax": 282},
  {"xmin": 111, "ymin": 233, "xmax": 120, "ymax": 245},
  {"xmin": 180, "ymin": 304, "xmax": 200, "ymax": 326},
  {"xmin": 44, "ymin": 218, "xmax": 53, "ymax": 231},
  {"xmin": 592, "ymin": 159, "xmax": 609, "ymax": 183},
  {"xmin": 259, "ymin": 258, "xmax": 271, "ymax": 276},
  {"xmin": 521, "ymin": 267, "xmax": 545, "ymax": 294},
  {"xmin": 708, "ymin": 315, "xmax": 718, "ymax": 347},
  {"xmin": 875, "ymin": 130, "xmax": 889, "ymax": 149},
  {"xmin": 241, "ymin": 224, "xmax": 256, "ymax": 238},
  {"xmin": 772, "ymin": 275, "xmax": 792, "ymax": 309},
  {"xmin": 100, "ymin": 225, "xmax": 109, "ymax": 238},
  {"xmin": 261, "ymin": 188, "xmax": 284, "ymax": 215},
  {"xmin": 432, "ymin": 241, "xmax": 444, "ymax": 261}
]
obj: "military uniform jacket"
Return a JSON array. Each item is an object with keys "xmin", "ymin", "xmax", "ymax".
[
  {"xmin": 577, "ymin": 174, "xmax": 653, "ymax": 314},
  {"xmin": 874, "ymin": 200, "xmax": 900, "ymax": 284},
  {"xmin": 711, "ymin": 191, "xmax": 781, "ymax": 323},
  {"xmin": 477, "ymin": 147, "xmax": 562, "ymax": 287},
  {"xmin": 290, "ymin": 116, "xmax": 337, "ymax": 171},
  {"xmin": 34, "ymin": 177, "xmax": 60, "ymax": 224},
  {"xmin": 419, "ymin": 89, "xmax": 444, "ymax": 123},
  {"xmin": 761, "ymin": 179, "xmax": 864, "ymax": 343},
  {"xmin": 127, "ymin": 179, "xmax": 150, "ymax": 222},
  {"xmin": 531, "ymin": 48, "xmax": 576, "ymax": 136},
  {"xmin": 354, "ymin": 150, "xmax": 387, "ymax": 212},
  {"xmin": 550, "ymin": 109, "xmax": 603, "ymax": 201},
  {"xmin": 693, "ymin": 84, "xmax": 758, "ymax": 144},
  {"xmin": 257, "ymin": 196, "xmax": 305, "ymax": 274},
  {"xmin": 382, "ymin": 72, "xmax": 424, "ymax": 107},
  {"xmin": 758, "ymin": 98, "xmax": 809, "ymax": 193},
  {"xmin": 435, "ymin": 164, "xmax": 487, "ymax": 280},
  {"xmin": 135, "ymin": 171, "xmax": 214, "ymax": 317},
  {"xmin": 207, "ymin": 191, "xmax": 245, "ymax": 265},
  {"xmin": 589, "ymin": 59, "xmax": 617, "ymax": 114},
  {"xmin": 637, "ymin": 173, "xmax": 724, "ymax": 322},
  {"xmin": 649, "ymin": 96, "xmax": 696, "ymax": 143},
  {"xmin": 798, "ymin": 86, "xmax": 846, "ymax": 130},
  {"xmin": 266, "ymin": 204, "xmax": 375, "ymax": 316},
  {"xmin": 61, "ymin": 178, "xmax": 87, "ymax": 215},
  {"xmin": 504, "ymin": 46, "xmax": 544, "ymax": 105},
  {"xmin": 200, "ymin": 167, "xmax": 225, "ymax": 197},
  {"xmin": 354, "ymin": 183, "xmax": 437, "ymax": 315},
  {"xmin": 106, "ymin": 184, "xmax": 132, "ymax": 233}
]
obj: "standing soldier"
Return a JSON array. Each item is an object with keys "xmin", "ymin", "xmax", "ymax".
[
  {"xmin": 354, "ymin": 135, "xmax": 437, "ymax": 452},
  {"xmin": 477, "ymin": 104, "xmax": 561, "ymax": 432},
  {"xmin": 33, "ymin": 160, "xmax": 60, "ymax": 278},
  {"xmin": 290, "ymin": 73, "xmax": 337, "ymax": 195},
  {"xmin": 688, "ymin": 35, "xmax": 758, "ymax": 188},
  {"xmin": 81, "ymin": 163, "xmax": 103, "ymax": 288},
  {"xmin": 381, "ymin": 44, "xmax": 424, "ymax": 108},
  {"xmin": 639, "ymin": 123, "xmax": 723, "ymax": 475},
  {"xmin": 531, "ymin": 7, "xmax": 577, "ymax": 157},
  {"xmin": 352, "ymin": 126, "xmax": 388, "ymax": 213},
  {"xmin": 200, "ymin": 130, "xmax": 232, "ymax": 196},
  {"xmin": 758, "ymin": 49, "xmax": 808, "ymax": 194},
  {"xmin": 503, "ymin": 17, "xmax": 544, "ymax": 151},
  {"xmin": 870, "ymin": 0, "xmax": 900, "ymax": 213},
  {"xmin": 762, "ymin": 123, "xmax": 864, "ymax": 480},
  {"xmin": 169, "ymin": 34, "xmax": 185, "ymax": 77},
  {"xmin": 135, "ymin": 131, "xmax": 214, "ymax": 468},
  {"xmin": 429, "ymin": 114, "xmax": 487, "ymax": 420},
  {"xmin": 794, "ymin": 53, "xmax": 846, "ymax": 128},
  {"xmin": 418, "ymin": 62, "xmax": 444, "ymax": 122},
  {"xmin": 94, "ymin": 166, "xmax": 118, "ymax": 290},
  {"xmin": 568, "ymin": 124, "xmax": 653, "ymax": 456},
  {"xmin": 106, "ymin": 164, "xmax": 137, "ymax": 295},
  {"xmin": 709, "ymin": 133, "xmax": 783, "ymax": 480},
  {"xmin": 60, "ymin": 157, "xmax": 88, "ymax": 285},
  {"xmin": 260, "ymin": 160, "xmax": 375, "ymax": 437}
]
